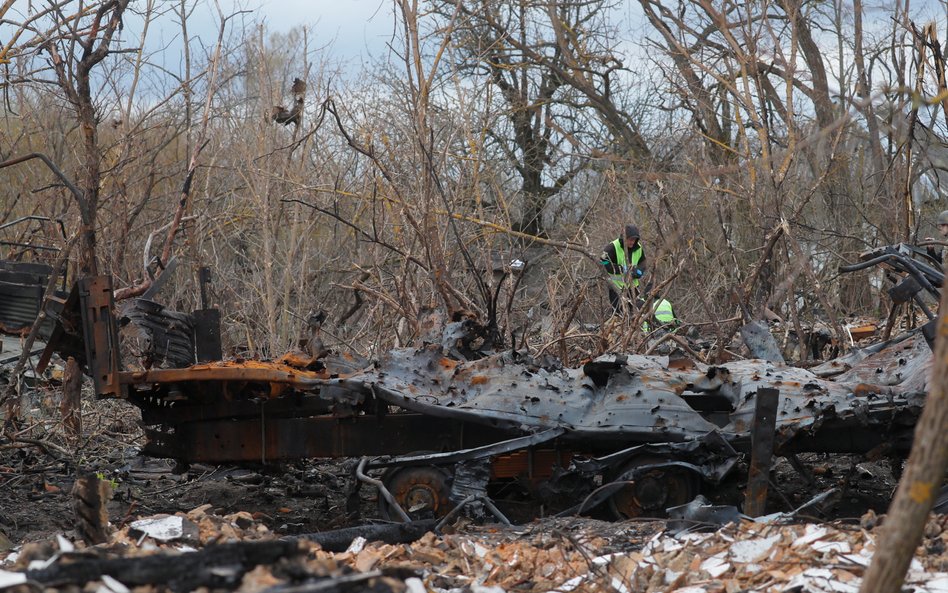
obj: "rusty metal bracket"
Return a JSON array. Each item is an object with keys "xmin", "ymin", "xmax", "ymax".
[
  {"xmin": 744, "ymin": 387, "xmax": 779, "ymax": 517},
  {"xmin": 78, "ymin": 276, "xmax": 122, "ymax": 397}
]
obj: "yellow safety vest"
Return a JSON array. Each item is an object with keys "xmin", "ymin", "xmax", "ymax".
[
  {"xmin": 654, "ymin": 299, "xmax": 676, "ymax": 324},
  {"xmin": 643, "ymin": 299, "xmax": 677, "ymax": 333},
  {"xmin": 610, "ymin": 238, "xmax": 643, "ymax": 290}
]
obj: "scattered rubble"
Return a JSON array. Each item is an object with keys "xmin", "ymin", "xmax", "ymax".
[{"xmin": 2, "ymin": 505, "xmax": 948, "ymax": 593}]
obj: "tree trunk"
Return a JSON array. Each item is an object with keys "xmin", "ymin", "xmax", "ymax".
[
  {"xmin": 61, "ymin": 357, "xmax": 82, "ymax": 441},
  {"xmin": 519, "ymin": 168, "xmax": 545, "ymax": 237},
  {"xmin": 859, "ymin": 283, "xmax": 948, "ymax": 592}
]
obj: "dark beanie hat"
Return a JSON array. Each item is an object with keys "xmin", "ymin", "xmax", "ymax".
[{"xmin": 625, "ymin": 225, "xmax": 640, "ymax": 239}]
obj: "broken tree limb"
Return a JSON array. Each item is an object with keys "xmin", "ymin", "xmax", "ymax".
[
  {"xmin": 1, "ymin": 428, "xmax": 71, "ymax": 459},
  {"xmin": 713, "ymin": 224, "xmax": 786, "ymax": 363},
  {"xmin": 782, "ymin": 224, "xmax": 847, "ymax": 352},
  {"xmin": 643, "ymin": 331, "xmax": 704, "ymax": 361},
  {"xmin": 114, "ymin": 7, "xmax": 234, "ymax": 302},
  {"xmin": 60, "ymin": 356, "xmax": 82, "ymax": 441},
  {"xmin": 113, "ymin": 217, "xmax": 196, "ymax": 301},
  {"xmin": 859, "ymin": 268, "xmax": 948, "ymax": 592},
  {"xmin": 286, "ymin": 520, "xmax": 437, "ymax": 553},
  {"xmin": 24, "ymin": 539, "xmax": 302, "ymax": 591}
]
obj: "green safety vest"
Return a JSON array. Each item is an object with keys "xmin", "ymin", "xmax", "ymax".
[
  {"xmin": 610, "ymin": 238, "xmax": 643, "ymax": 290},
  {"xmin": 643, "ymin": 298, "xmax": 677, "ymax": 333}
]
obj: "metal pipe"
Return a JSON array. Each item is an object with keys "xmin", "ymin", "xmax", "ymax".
[
  {"xmin": 434, "ymin": 494, "xmax": 511, "ymax": 532},
  {"xmin": 479, "ymin": 495, "xmax": 511, "ymax": 526},
  {"xmin": 354, "ymin": 457, "xmax": 411, "ymax": 523},
  {"xmin": 435, "ymin": 495, "xmax": 476, "ymax": 531},
  {"xmin": 0, "ymin": 241, "xmax": 60, "ymax": 251},
  {"xmin": 839, "ymin": 254, "xmax": 894, "ymax": 272},
  {"xmin": 367, "ymin": 428, "xmax": 564, "ymax": 470}
]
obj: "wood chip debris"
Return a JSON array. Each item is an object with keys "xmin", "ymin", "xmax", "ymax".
[{"xmin": 1, "ymin": 508, "xmax": 947, "ymax": 592}]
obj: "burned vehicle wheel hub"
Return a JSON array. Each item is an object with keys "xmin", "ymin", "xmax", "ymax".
[
  {"xmin": 609, "ymin": 458, "xmax": 700, "ymax": 519},
  {"xmin": 380, "ymin": 465, "xmax": 453, "ymax": 521},
  {"xmin": 632, "ymin": 472, "xmax": 668, "ymax": 509}
]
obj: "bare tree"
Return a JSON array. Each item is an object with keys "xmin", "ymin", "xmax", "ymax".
[{"xmin": 428, "ymin": 0, "xmax": 656, "ymax": 237}]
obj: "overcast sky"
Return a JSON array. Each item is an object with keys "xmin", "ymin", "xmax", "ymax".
[
  {"xmin": 197, "ymin": 0, "xmax": 396, "ymax": 62},
  {"xmin": 1, "ymin": 0, "xmax": 397, "ymax": 65}
]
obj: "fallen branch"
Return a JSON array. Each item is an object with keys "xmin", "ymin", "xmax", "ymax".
[
  {"xmin": 113, "ymin": 214, "xmax": 197, "ymax": 301},
  {"xmin": 24, "ymin": 540, "xmax": 303, "ymax": 590},
  {"xmin": 1, "ymin": 427, "xmax": 72, "ymax": 460},
  {"xmin": 287, "ymin": 519, "xmax": 437, "ymax": 553},
  {"xmin": 644, "ymin": 332, "xmax": 705, "ymax": 361}
]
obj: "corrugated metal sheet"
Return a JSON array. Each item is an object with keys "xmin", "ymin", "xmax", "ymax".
[
  {"xmin": 0, "ymin": 262, "xmax": 65, "ymax": 337},
  {"xmin": 119, "ymin": 299, "xmax": 196, "ymax": 368},
  {"xmin": 0, "ymin": 279, "xmax": 43, "ymax": 330}
]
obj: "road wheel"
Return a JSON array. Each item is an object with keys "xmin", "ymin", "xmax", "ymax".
[
  {"xmin": 379, "ymin": 464, "xmax": 454, "ymax": 522},
  {"xmin": 607, "ymin": 456, "xmax": 700, "ymax": 519}
]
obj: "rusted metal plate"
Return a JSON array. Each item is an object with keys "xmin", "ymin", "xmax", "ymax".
[
  {"xmin": 78, "ymin": 276, "xmax": 122, "ymax": 397},
  {"xmin": 847, "ymin": 323, "xmax": 878, "ymax": 341},
  {"xmin": 141, "ymin": 414, "xmax": 513, "ymax": 463},
  {"xmin": 192, "ymin": 308, "xmax": 222, "ymax": 362},
  {"xmin": 119, "ymin": 360, "xmax": 355, "ymax": 391},
  {"xmin": 744, "ymin": 387, "xmax": 778, "ymax": 517},
  {"xmin": 740, "ymin": 321, "xmax": 785, "ymax": 364},
  {"xmin": 359, "ymin": 347, "xmax": 722, "ymax": 442},
  {"xmin": 831, "ymin": 331, "xmax": 931, "ymax": 392}
]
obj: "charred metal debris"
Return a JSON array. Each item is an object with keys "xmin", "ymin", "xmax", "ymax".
[{"xmin": 0, "ymin": 242, "xmax": 938, "ymax": 521}]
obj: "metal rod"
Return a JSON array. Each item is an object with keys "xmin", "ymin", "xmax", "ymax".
[
  {"xmin": 367, "ymin": 428, "xmax": 564, "ymax": 469},
  {"xmin": 912, "ymin": 294, "xmax": 936, "ymax": 320},
  {"xmin": 0, "ymin": 241, "xmax": 59, "ymax": 251},
  {"xmin": 354, "ymin": 457, "xmax": 411, "ymax": 523},
  {"xmin": 435, "ymin": 494, "xmax": 476, "ymax": 531},
  {"xmin": 479, "ymin": 495, "xmax": 511, "ymax": 525},
  {"xmin": 434, "ymin": 494, "xmax": 511, "ymax": 532},
  {"xmin": 0, "ymin": 348, "xmax": 44, "ymax": 366}
]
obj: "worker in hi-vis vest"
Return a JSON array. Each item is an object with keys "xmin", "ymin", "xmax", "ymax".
[
  {"xmin": 600, "ymin": 224, "xmax": 646, "ymax": 314},
  {"xmin": 642, "ymin": 297, "xmax": 679, "ymax": 333}
]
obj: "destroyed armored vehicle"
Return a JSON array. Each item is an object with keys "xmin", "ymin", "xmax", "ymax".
[{"xmin": 0, "ymin": 242, "xmax": 935, "ymax": 521}]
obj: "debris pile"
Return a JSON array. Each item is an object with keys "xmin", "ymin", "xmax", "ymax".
[
  {"xmin": 3, "ymin": 507, "xmax": 948, "ymax": 593},
  {"xmin": 309, "ymin": 516, "xmax": 948, "ymax": 593}
]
